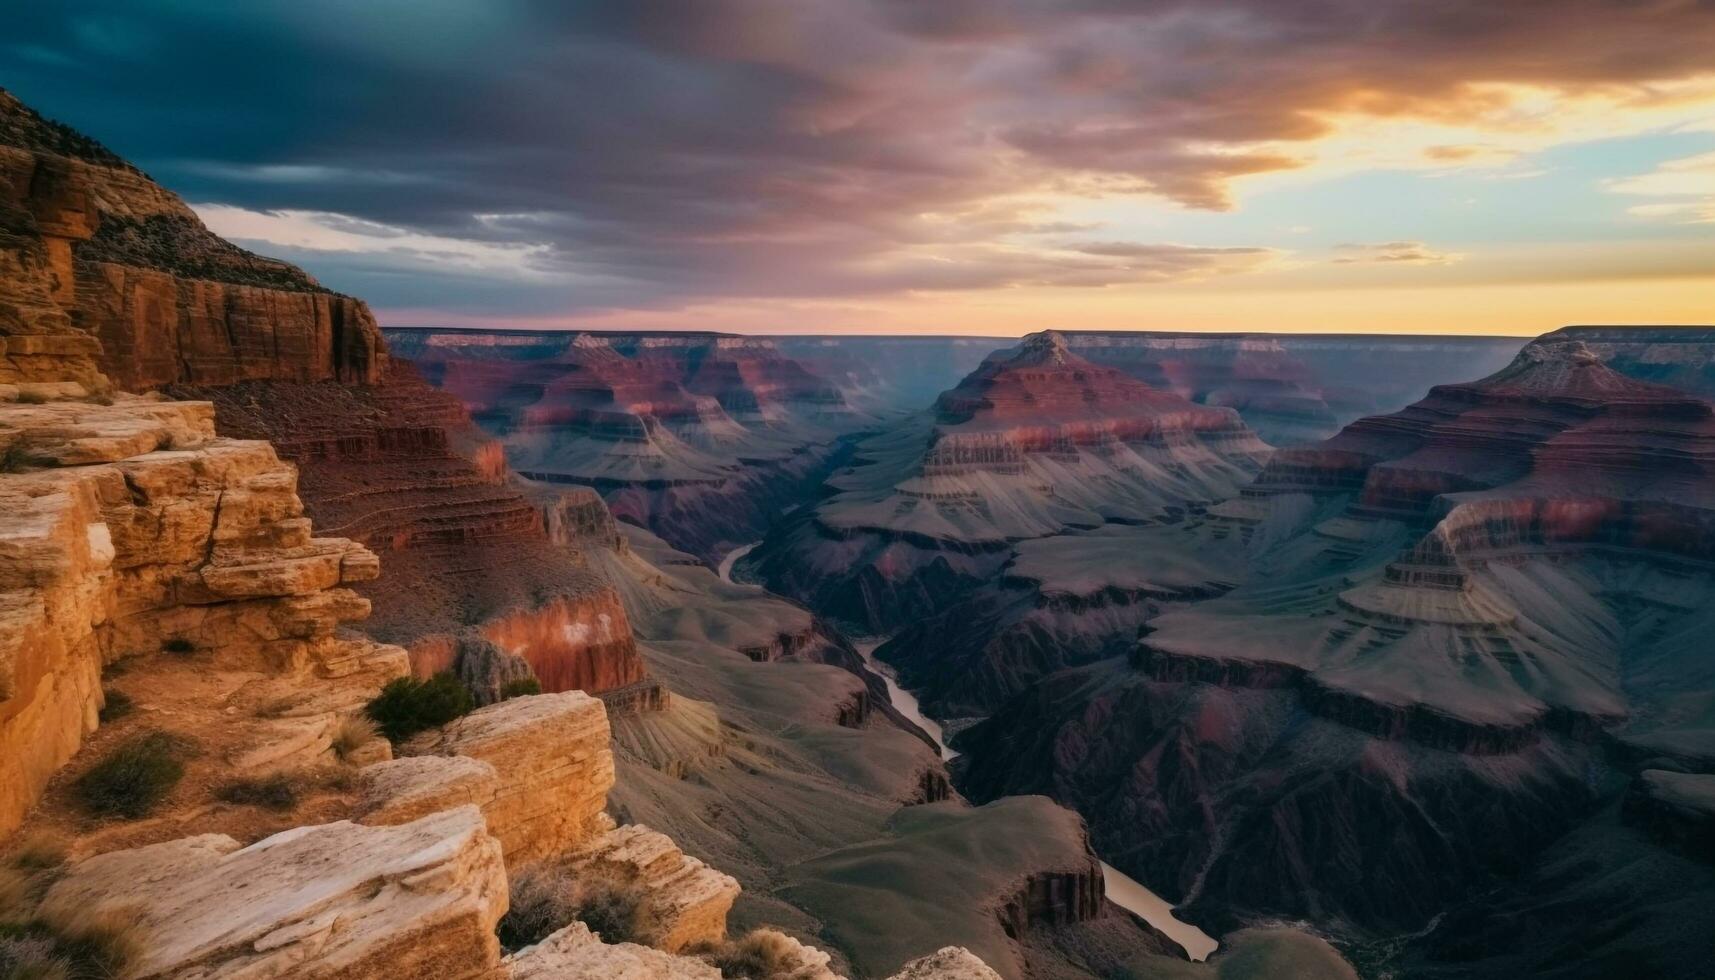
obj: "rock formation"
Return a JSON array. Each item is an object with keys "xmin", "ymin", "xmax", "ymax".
[
  {"xmin": 0, "ymin": 386, "xmax": 405, "ymax": 838},
  {"xmin": 386, "ymin": 327, "xmax": 870, "ymax": 563},
  {"xmin": 1054, "ymin": 331, "xmax": 1523, "ymax": 447},
  {"xmin": 1, "ymin": 87, "xmax": 660, "ymax": 711},
  {"xmin": 38, "ymin": 807, "xmax": 508, "ymax": 979},
  {"xmin": 750, "ymin": 329, "xmax": 1268, "ymax": 640},
  {"xmin": 400, "ymin": 692, "xmax": 615, "ymax": 862},
  {"xmin": 956, "ymin": 334, "xmax": 1715, "ymax": 977}
]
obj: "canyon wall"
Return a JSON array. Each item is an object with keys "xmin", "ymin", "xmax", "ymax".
[
  {"xmin": 0, "ymin": 89, "xmax": 652, "ymax": 706},
  {"xmin": 955, "ymin": 336, "xmax": 1715, "ymax": 978},
  {"xmin": 385, "ymin": 326, "xmax": 872, "ymax": 563},
  {"xmin": 750, "ymin": 330, "xmax": 1269, "ymax": 635}
]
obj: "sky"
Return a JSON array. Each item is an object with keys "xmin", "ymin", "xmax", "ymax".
[{"xmin": 3, "ymin": 0, "xmax": 1712, "ymax": 337}]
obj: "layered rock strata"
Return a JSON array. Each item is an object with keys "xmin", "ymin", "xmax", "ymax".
[
  {"xmin": 37, "ymin": 806, "xmax": 508, "ymax": 979},
  {"xmin": 0, "ymin": 386, "xmax": 405, "ymax": 837},
  {"xmin": 385, "ymin": 327, "xmax": 870, "ymax": 563},
  {"xmin": 751, "ymin": 329, "xmax": 1268, "ymax": 634},
  {"xmin": 400, "ymin": 691, "xmax": 616, "ymax": 862},
  {"xmin": 956, "ymin": 335, "xmax": 1715, "ymax": 977},
  {"xmin": 1, "ymin": 89, "xmax": 656, "ymax": 706}
]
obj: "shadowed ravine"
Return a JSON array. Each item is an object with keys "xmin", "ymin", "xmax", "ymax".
[{"xmin": 720, "ymin": 543, "xmax": 1220, "ymax": 961}]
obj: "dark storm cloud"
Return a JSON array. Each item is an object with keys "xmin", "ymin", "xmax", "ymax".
[{"xmin": 2, "ymin": 0, "xmax": 1712, "ymax": 316}]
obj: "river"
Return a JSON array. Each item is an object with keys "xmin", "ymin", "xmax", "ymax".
[
  {"xmin": 716, "ymin": 541, "xmax": 761, "ymax": 584},
  {"xmin": 715, "ymin": 542, "xmax": 1217, "ymax": 961}
]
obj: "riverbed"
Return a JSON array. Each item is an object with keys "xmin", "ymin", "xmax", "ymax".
[{"xmin": 714, "ymin": 542, "xmax": 1217, "ymax": 961}]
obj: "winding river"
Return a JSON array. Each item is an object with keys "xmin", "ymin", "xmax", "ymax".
[{"xmin": 715, "ymin": 541, "xmax": 1218, "ymax": 961}]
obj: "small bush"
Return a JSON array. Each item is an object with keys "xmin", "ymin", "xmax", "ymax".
[
  {"xmin": 364, "ymin": 674, "xmax": 474, "ymax": 742},
  {"xmin": 690, "ymin": 930, "xmax": 808, "ymax": 979},
  {"xmin": 330, "ymin": 716, "xmax": 379, "ymax": 761},
  {"xmin": 160, "ymin": 638, "xmax": 196, "ymax": 656},
  {"xmin": 14, "ymin": 390, "xmax": 47, "ymax": 405},
  {"xmin": 0, "ymin": 444, "xmax": 33, "ymax": 473},
  {"xmin": 497, "ymin": 866, "xmax": 642, "ymax": 951},
  {"xmin": 73, "ymin": 731, "xmax": 188, "ymax": 819},
  {"xmin": 499, "ymin": 678, "xmax": 542, "ymax": 700},
  {"xmin": 97, "ymin": 689, "xmax": 133, "ymax": 724},
  {"xmin": 214, "ymin": 774, "xmax": 297, "ymax": 811},
  {"xmin": 2, "ymin": 907, "xmax": 142, "ymax": 980},
  {"xmin": 5, "ymin": 836, "xmax": 66, "ymax": 874}
]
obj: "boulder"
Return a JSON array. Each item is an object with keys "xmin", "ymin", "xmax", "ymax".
[
  {"xmin": 888, "ymin": 948, "xmax": 1003, "ymax": 980},
  {"xmin": 567, "ymin": 823, "xmax": 741, "ymax": 953},
  {"xmin": 402, "ymin": 692, "xmax": 615, "ymax": 862},
  {"xmin": 505, "ymin": 922, "xmax": 720, "ymax": 980},
  {"xmin": 38, "ymin": 806, "xmax": 508, "ymax": 979}
]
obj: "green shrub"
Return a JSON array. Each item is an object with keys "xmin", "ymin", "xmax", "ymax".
[
  {"xmin": 364, "ymin": 674, "xmax": 474, "ymax": 742},
  {"xmin": 14, "ymin": 390, "xmax": 47, "ymax": 405},
  {"xmin": 214, "ymin": 775, "xmax": 297, "ymax": 811},
  {"xmin": 97, "ymin": 689, "xmax": 133, "ymax": 724},
  {"xmin": 497, "ymin": 867, "xmax": 642, "ymax": 950},
  {"xmin": 160, "ymin": 638, "xmax": 195, "ymax": 656},
  {"xmin": 73, "ymin": 731, "xmax": 188, "ymax": 819},
  {"xmin": 499, "ymin": 678, "xmax": 542, "ymax": 700}
]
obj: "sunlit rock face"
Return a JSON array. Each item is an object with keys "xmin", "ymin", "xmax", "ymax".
[
  {"xmin": 1534, "ymin": 324, "xmax": 1715, "ymax": 398},
  {"xmin": 0, "ymin": 90, "xmax": 385, "ymax": 391},
  {"xmin": 749, "ymin": 330, "xmax": 1269, "ymax": 635},
  {"xmin": 0, "ymin": 90, "xmax": 654, "ymax": 706},
  {"xmin": 385, "ymin": 327, "xmax": 870, "ymax": 562},
  {"xmin": 955, "ymin": 334, "xmax": 1715, "ymax": 974}
]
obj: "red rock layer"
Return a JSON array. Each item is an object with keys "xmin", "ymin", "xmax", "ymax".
[
  {"xmin": 0, "ymin": 89, "xmax": 385, "ymax": 391},
  {"xmin": 385, "ymin": 327, "xmax": 863, "ymax": 561},
  {"xmin": 0, "ymin": 90, "xmax": 652, "ymax": 705}
]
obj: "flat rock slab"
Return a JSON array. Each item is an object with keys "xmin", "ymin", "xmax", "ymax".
[{"xmin": 39, "ymin": 806, "xmax": 507, "ymax": 980}]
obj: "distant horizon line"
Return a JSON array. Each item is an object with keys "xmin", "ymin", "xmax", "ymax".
[{"xmin": 375, "ymin": 322, "xmax": 1715, "ymax": 341}]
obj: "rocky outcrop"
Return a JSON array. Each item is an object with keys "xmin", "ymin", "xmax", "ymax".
[
  {"xmin": 385, "ymin": 327, "xmax": 869, "ymax": 563},
  {"xmin": 1535, "ymin": 324, "xmax": 1715, "ymax": 398},
  {"xmin": 752, "ymin": 331, "xmax": 1268, "ymax": 633},
  {"xmin": 401, "ymin": 692, "xmax": 616, "ymax": 863},
  {"xmin": 564, "ymin": 823, "xmax": 741, "ymax": 952},
  {"xmin": 38, "ymin": 806, "xmax": 508, "ymax": 979},
  {"xmin": 0, "ymin": 90, "xmax": 660, "ymax": 707},
  {"xmin": 887, "ymin": 948, "xmax": 1004, "ymax": 980},
  {"xmin": 0, "ymin": 89, "xmax": 385, "ymax": 392},
  {"xmin": 0, "ymin": 388, "xmax": 405, "ymax": 836},
  {"xmin": 957, "ymin": 330, "xmax": 1715, "ymax": 969},
  {"xmin": 171, "ymin": 367, "xmax": 658, "ymax": 705},
  {"xmin": 505, "ymin": 922, "xmax": 721, "ymax": 979}
]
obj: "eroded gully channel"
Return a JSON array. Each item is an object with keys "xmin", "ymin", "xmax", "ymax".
[{"xmin": 717, "ymin": 541, "xmax": 1219, "ymax": 962}]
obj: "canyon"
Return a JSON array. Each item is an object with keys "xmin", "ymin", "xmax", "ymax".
[
  {"xmin": 0, "ymin": 86, "xmax": 1368, "ymax": 980},
  {"xmin": 11, "ymin": 81, "xmax": 1707, "ymax": 980},
  {"xmin": 949, "ymin": 333, "xmax": 1715, "ymax": 979}
]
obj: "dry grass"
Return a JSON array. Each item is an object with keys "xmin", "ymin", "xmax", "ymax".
[
  {"xmin": 214, "ymin": 774, "xmax": 298, "ymax": 811},
  {"xmin": 690, "ymin": 929, "xmax": 811, "ymax": 979},
  {"xmin": 1, "ymin": 847, "xmax": 138, "ymax": 980},
  {"xmin": 497, "ymin": 865, "xmax": 643, "ymax": 950},
  {"xmin": 330, "ymin": 716, "xmax": 379, "ymax": 761},
  {"xmin": 5, "ymin": 836, "xmax": 67, "ymax": 876}
]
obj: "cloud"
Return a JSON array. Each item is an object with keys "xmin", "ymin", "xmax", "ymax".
[
  {"xmin": 1609, "ymin": 150, "xmax": 1715, "ymax": 223},
  {"xmin": 3, "ymin": 0, "xmax": 1713, "ymax": 318},
  {"xmin": 1332, "ymin": 241, "xmax": 1461, "ymax": 265}
]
